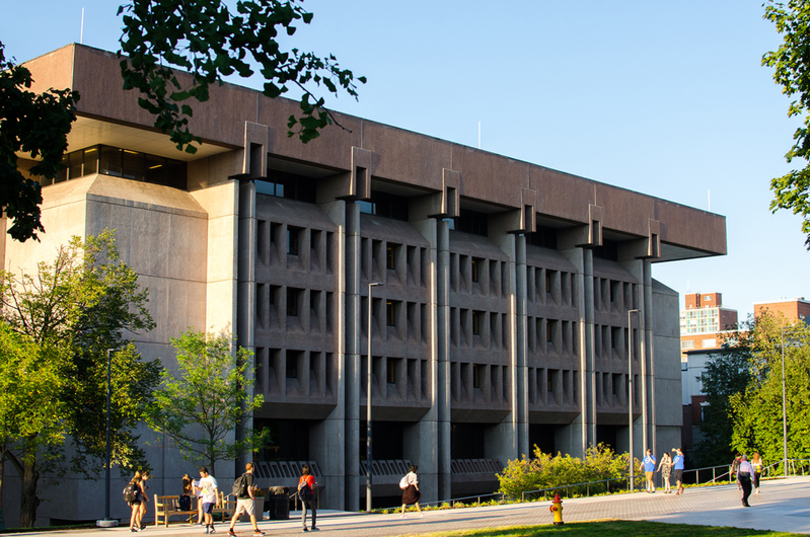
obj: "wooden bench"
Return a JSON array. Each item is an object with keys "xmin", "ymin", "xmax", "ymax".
[{"xmin": 154, "ymin": 493, "xmax": 235, "ymax": 527}]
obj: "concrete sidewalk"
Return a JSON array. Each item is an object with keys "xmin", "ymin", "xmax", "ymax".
[{"xmin": 8, "ymin": 476, "xmax": 810, "ymax": 536}]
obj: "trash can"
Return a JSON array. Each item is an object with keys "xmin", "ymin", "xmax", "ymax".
[{"xmin": 267, "ymin": 486, "xmax": 289, "ymax": 520}]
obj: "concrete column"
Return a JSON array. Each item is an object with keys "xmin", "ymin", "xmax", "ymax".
[
  {"xmin": 514, "ymin": 234, "xmax": 529, "ymax": 457},
  {"xmin": 313, "ymin": 199, "xmax": 348, "ymax": 510},
  {"xmin": 236, "ymin": 180, "xmax": 256, "ymax": 472},
  {"xmin": 436, "ymin": 219, "xmax": 452, "ymax": 500},
  {"xmin": 583, "ymin": 248, "xmax": 596, "ymax": 448},
  {"xmin": 559, "ymin": 246, "xmax": 587, "ymax": 457},
  {"xmin": 407, "ymin": 217, "xmax": 439, "ymax": 504},
  {"xmin": 644, "ymin": 259, "xmax": 656, "ymax": 456},
  {"xmin": 344, "ymin": 201, "xmax": 361, "ymax": 511},
  {"xmin": 621, "ymin": 258, "xmax": 646, "ymax": 456}
]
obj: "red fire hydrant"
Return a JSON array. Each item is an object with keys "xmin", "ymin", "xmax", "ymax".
[{"xmin": 549, "ymin": 493, "xmax": 564, "ymax": 525}]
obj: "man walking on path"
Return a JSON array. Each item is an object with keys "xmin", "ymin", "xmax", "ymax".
[
  {"xmin": 738, "ymin": 454, "xmax": 755, "ymax": 507},
  {"xmin": 228, "ymin": 463, "xmax": 264, "ymax": 536},
  {"xmin": 643, "ymin": 449, "xmax": 657, "ymax": 493},
  {"xmin": 199, "ymin": 467, "xmax": 219, "ymax": 534}
]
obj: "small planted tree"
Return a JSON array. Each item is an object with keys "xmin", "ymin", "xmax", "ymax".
[{"xmin": 147, "ymin": 330, "xmax": 269, "ymax": 474}]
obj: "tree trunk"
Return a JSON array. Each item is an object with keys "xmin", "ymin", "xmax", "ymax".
[{"xmin": 19, "ymin": 452, "xmax": 40, "ymax": 528}]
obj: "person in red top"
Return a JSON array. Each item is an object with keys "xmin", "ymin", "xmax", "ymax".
[{"xmin": 298, "ymin": 465, "xmax": 318, "ymax": 532}]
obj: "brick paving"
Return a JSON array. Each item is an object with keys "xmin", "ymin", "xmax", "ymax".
[{"xmin": 9, "ymin": 476, "xmax": 810, "ymax": 537}]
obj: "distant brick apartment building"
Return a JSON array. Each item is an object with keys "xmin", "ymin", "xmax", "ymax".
[
  {"xmin": 3, "ymin": 44, "xmax": 728, "ymax": 526},
  {"xmin": 754, "ymin": 298, "xmax": 810, "ymax": 322}
]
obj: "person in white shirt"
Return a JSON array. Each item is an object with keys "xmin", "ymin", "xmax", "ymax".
[{"xmin": 198, "ymin": 467, "xmax": 220, "ymax": 533}]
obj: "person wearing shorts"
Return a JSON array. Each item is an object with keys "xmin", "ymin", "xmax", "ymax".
[
  {"xmin": 228, "ymin": 463, "xmax": 264, "ymax": 537},
  {"xmin": 672, "ymin": 448, "xmax": 685, "ymax": 495},
  {"xmin": 643, "ymin": 449, "xmax": 656, "ymax": 493},
  {"xmin": 198, "ymin": 467, "xmax": 219, "ymax": 534}
]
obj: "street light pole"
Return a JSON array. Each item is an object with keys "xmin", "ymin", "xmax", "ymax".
[
  {"xmin": 627, "ymin": 309, "xmax": 640, "ymax": 492},
  {"xmin": 781, "ymin": 327, "xmax": 788, "ymax": 477},
  {"xmin": 367, "ymin": 282, "xmax": 383, "ymax": 512},
  {"xmin": 96, "ymin": 348, "xmax": 119, "ymax": 527}
]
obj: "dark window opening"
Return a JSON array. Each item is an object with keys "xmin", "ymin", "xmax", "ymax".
[
  {"xmin": 359, "ymin": 191, "xmax": 409, "ymax": 221},
  {"xmin": 528, "ymin": 225, "xmax": 558, "ymax": 249},
  {"xmin": 287, "ymin": 227, "xmax": 300, "ymax": 256},
  {"xmin": 455, "ymin": 209, "xmax": 488, "ymax": 236},
  {"xmin": 386, "ymin": 246, "xmax": 394, "ymax": 269},
  {"xmin": 386, "ymin": 357, "xmax": 396, "ymax": 384},
  {"xmin": 471, "ymin": 258, "xmax": 480, "ymax": 282},
  {"xmin": 472, "ymin": 311, "xmax": 482, "ymax": 336},
  {"xmin": 386, "ymin": 301, "xmax": 395, "ymax": 326},
  {"xmin": 287, "ymin": 288, "xmax": 301, "ymax": 317},
  {"xmin": 593, "ymin": 239, "xmax": 619, "ymax": 261},
  {"xmin": 286, "ymin": 352, "xmax": 298, "ymax": 379},
  {"xmin": 258, "ymin": 170, "xmax": 317, "ymax": 203}
]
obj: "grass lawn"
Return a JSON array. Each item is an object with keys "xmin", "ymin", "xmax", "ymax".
[{"xmin": 402, "ymin": 520, "xmax": 803, "ymax": 537}]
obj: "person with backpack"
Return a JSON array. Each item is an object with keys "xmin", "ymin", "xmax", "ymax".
[
  {"xmin": 298, "ymin": 464, "xmax": 318, "ymax": 532},
  {"xmin": 227, "ymin": 463, "xmax": 264, "ymax": 537},
  {"xmin": 179, "ymin": 474, "xmax": 193, "ymax": 512},
  {"xmin": 399, "ymin": 465, "xmax": 423, "ymax": 518},
  {"xmin": 124, "ymin": 471, "xmax": 147, "ymax": 532}
]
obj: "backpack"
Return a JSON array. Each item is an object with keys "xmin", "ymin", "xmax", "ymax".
[
  {"xmin": 399, "ymin": 475, "xmax": 409, "ymax": 490},
  {"xmin": 232, "ymin": 474, "xmax": 248, "ymax": 497},
  {"xmin": 123, "ymin": 482, "xmax": 138, "ymax": 502},
  {"xmin": 178, "ymin": 494, "xmax": 192, "ymax": 511}
]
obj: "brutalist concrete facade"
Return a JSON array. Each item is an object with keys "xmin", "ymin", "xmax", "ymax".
[{"xmin": 4, "ymin": 44, "xmax": 726, "ymax": 524}]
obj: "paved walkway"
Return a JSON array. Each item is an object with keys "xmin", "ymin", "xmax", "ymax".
[{"xmin": 9, "ymin": 476, "xmax": 810, "ymax": 536}]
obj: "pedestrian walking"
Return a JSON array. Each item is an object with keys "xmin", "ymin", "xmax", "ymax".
[
  {"xmin": 298, "ymin": 464, "xmax": 318, "ymax": 532},
  {"xmin": 138, "ymin": 471, "xmax": 150, "ymax": 529},
  {"xmin": 657, "ymin": 452, "xmax": 672, "ymax": 493},
  {"xmin": 751, "ymin": 452, "xmax": 763, "ymax": 494},
  {"xmin": 399, "ymin": 465, "xmax": 423, "ymax": 518},
  {"xmin": 737, "ymin": 454, "xmax": 754, "ymax": 507},
  {"xmin": 672, "ymin": 448, "xmax": 685, "ymax": 495},
  {"xmin": 228, "ymin": 462, "xmax": 264, "ymax": 536},
  {"xmin": 194, "ymin": 473, "xmax": 205, "ymax": 524},
  {"xmin": 198, "ymin": 467, "xmax": 220, "ymax": 534},
  {"xmin": 643, "ymin": 449, "xmax": 656, "ymax": 493},
  {"xmin": 124, "ymin": 471, "xmax": 147, "ymax": 532}
]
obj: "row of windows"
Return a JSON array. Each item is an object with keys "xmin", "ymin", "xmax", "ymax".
[
  {"xmin": 361, "ymin": 297, "xmax": 431, "ymax": 344},
  {"xmin": 527, "ymin": 266, "xmax": 576, "ymax": 307},
  {"xmin": 45, "ymin": 145, "xmax": 186, "ymax": 189},
  {"xmin": 595, "ymin": 372, "xmax": 639, "ymax": 408},
  {"xmin": 257, "ymin": 222, "xmax": 335, "ymax": 274},
  {"xmin": 256, "ymin": 171, "xmax": 317, "ymax": 203},
  {"xmin": 255, "ymin": 348, "xmax": 334, "ymax": 399},
  {"xmin": 526, "ymin": 317, "xmax": 578, "ymax": 357},
  {"xmin": 362, "ymin": 238, "xmax": 429, "ymax": 289},
  {"xmin": 358, "ymin": 191, "xmax": 410, "ymax": 221},
  {"xmin": 680, "ymin": 309, "xmax": 720, "ymax": 319},
  {"xmin": 528, "ymin": 368, "xmax": 579, "ymax": 407},
  {"xmin": 450, "ymin": 308, "xmax": 509, "ymax": 350},
  {"xmin": 360, "ymin": 356, "xmax": 430, "ymax": 403},
  {"xmin": 450, "ymin": 254, "xmax": 507, "ymax": 297},
  {"xmin": 256, "ymin": 285, "xmax": 335, "ymax": 335},
  {"xmin": 594, "ymin": 325, "xmax": 640, "ymax": 361},
  {"xmin": 450, "ymin": 362, "xmax": 509, "ymax": 405},
  {"xmin": 594, "ymin": 278, "xmax": 636, "ymax": 313}
]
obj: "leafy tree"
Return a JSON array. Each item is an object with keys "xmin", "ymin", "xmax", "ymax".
[
  {"xmin": 0, "ymin": 230, "xmax": 159, "ymax": 527},
  {"xmin": 728, "ymin": 314, "xmax": 810, "ymax": 472},
  {"xmin": 1, "ymin": 0, "xmax": 364, "ymax": 240},
  {"xmin": 0, "ymin": 325, "xmax": 68, "ymax": 522},
  {"xmin": 763, "ymin": 0, "xmax": 810, "ymax": 248},
  {"xmin": 147, "ymin": 329, "xmax": 269, "ymax": 475},
  {"xmin": 692, "ymin": 320, "xmax": 755, "ymax": 468},
  {"xmin": 0, "ymin": 42, "xmax": 80, "ymax": 242},
  {"xmin": 118, "ymin": 0, "xmax": 366, "ymax": 153}
]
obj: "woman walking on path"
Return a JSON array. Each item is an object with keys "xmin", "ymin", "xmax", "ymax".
[
  {"xmin": 400, "ymin": 465, "xmax": 423, "ymax": 518},
  {"xmin": 751, "ymin": 453, "xmax": 763, "ymax": 494},
  {"xmin": 138, "ymin": 471, "xmax": 151, "ymax": 529},
  {"xmin": 298, "ymin": 464, "xmax": 318, "ymax": 532},
  {"xmin": 657, "ymin": 452, "xmax": 672, "ymax": 493},
  {"xmin": 737, "ymin": 454, "xmax": 754, "ymax": 507},
  {"xmin": 643, "ymin": 450, "xmax": 657, "ymax": 493},
  {"xmin": 126, "ymin": 471, "xmax": 148, "ymax": 532}
]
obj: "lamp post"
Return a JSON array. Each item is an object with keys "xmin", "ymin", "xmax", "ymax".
[
  {"xmin": 367, "ymin": 282, "xmax": 383, "ymax": 512},
  {"xmin": 627, "ymin": 309, "xmax": 640, "ymax": 492},
  {"xmin": 781, "ymin": 327, "xmax": 789, "ymax": 477},
  {"xmin": 96, "ymin": 348, "xmax": 119, "ymax": 527}
]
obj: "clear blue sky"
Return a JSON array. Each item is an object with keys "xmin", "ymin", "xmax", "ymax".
[{"xmin": 2, "ymin": 1, "xmax": 806, "ymax": 318}]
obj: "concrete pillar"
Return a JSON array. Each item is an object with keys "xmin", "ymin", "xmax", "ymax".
[
  {"xmin": 644, "ymin": 259, "xmax": 656, "ymax": 456},
  {"xmin": 436, "ymin": 219, "xmax": 452, "ymax": 500},
  {"xmin": 559, "ymin": 246, "xmax": 587, "ymax": 457},
  {"xmin": 313, "ymin": 199, "xmax": 348, "ymax": 509},
  {"xmin": 514, "ymin": 234, "xmax": 529, "ymax": 457},
  {"xmin": 236, "ymin": 180, "xmax": 256, "ymax": 472},
  {"xmin": 583, "ymin": 248, "xmax": 596, "ymax": 448},
  {"xmin": 344, "ymin": 201, "xmax": 361, "ymax": 511}
]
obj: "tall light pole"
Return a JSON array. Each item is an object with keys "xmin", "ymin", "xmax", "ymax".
[
  {"xmin": 367, "ymin": 282, "xmax": 383, "ymax": 512},
  {"xmin": 96, "ymin": 348, "xmax": 119, "ymax": 527},
  {"xmin": 627, "ymin": 309, "xmax": 640, "ymax": 492},
  {"xmin": 781, "ymin": 327, "xmax": 789, "ymax": 477}
]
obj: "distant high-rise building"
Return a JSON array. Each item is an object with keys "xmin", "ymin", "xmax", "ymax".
[{"xmin": 679, "ymin": 292, "xmax": 738, "ymax": 358}]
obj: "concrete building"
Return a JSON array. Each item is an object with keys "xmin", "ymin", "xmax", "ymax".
[{"xmin": 4, "ymin": 44, "xmax": 727, "ymax": 525}]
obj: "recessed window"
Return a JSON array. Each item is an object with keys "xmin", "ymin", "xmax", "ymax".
[
  {"xmin": 386, "ymin": 301, "xmax": 395, "ymax": 326},
  {"xmin": 287, "ymin": 288, "xmax": 301, "ymax": 317},
  {"xmin": 287, "ymin": 227, "xmax": 300, "ymax": 256},
  {"xmin": 386, "ymin": 357, "xmax": 396, "ymax": 384},
  {"xmin": 472, "ymin": 311, "xmax": 482, "ymax": 336},
  {"xmin": 471, "ymin": 258, "xmax": 480, "ymax": 283},
  {"xmin": 386, "ymin": 246, "xmax": 394, "ymax": 270},
  {"xmin": 473, "ymin": 364, "xmax": 481, "ymax": 388},
  {"xmin": 286, "ymin": 352, "xmax": 298, "ymax": 379}
]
